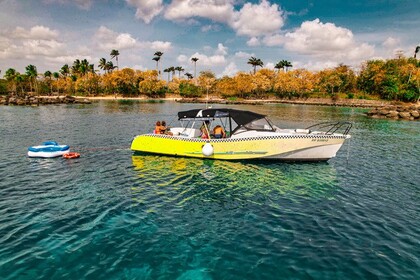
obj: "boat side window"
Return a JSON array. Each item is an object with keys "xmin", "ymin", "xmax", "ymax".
[{"xmin": 244, "ymin": 118, "xmax": 274, "ymax": 131}]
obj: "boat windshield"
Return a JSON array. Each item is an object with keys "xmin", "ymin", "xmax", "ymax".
[{"xmin": 243, "ymin": 117, "xmax": 274, "ymax": 131}]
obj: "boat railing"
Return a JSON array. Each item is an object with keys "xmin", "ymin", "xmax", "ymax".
[{"xmin": 305, "ymin": 121, "xmax": 352, "ymax": 135}]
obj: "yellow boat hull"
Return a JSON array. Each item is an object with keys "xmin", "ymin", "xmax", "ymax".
[{"xmin": 130, "ymin": 134, "xmax": 349, "ymax": 161}]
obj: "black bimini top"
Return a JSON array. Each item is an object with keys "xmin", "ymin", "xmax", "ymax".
[{"xmin": 177, "ymin": 108, "xmax": 266, "ymax": 126}]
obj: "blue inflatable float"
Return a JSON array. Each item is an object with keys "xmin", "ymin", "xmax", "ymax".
[{"xmin": 28, "ymin": 141, "xmax": 70, "ymax": 158}]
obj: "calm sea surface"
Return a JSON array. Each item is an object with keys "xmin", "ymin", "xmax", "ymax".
[{"xmin": 0, "ymin": 101, "xmax": 419, "ymax": 279}]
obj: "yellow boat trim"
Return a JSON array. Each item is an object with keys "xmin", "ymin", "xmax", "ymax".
[
  {"xmin": 187, "ymin": 150, "xmax": 267, "ymax": 155},
  {"xmin": 131, "ymin": 134, "xmax": 346, "ymax": 160}
]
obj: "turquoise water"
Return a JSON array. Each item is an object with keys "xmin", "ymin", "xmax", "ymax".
[{"xmin": 0, "ymin": 101, "xmax": 419, "ymax": 279}]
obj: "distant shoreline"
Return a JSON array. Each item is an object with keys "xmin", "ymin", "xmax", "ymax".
[
  {"xmin": 2, "ymin": 93, "xmax": 417, "ymax": 109},
  {"xmin": 86, "ymin": 95, "xmax": 392, "ymax": 108}
]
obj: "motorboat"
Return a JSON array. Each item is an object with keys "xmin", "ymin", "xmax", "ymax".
[
  {"xmin": 28, "ymin": 141, "xmax": 70, "ymax": 158},
  {"xmin": 131, "ymin": 108, "xmax": 352, "ymax": 161}
]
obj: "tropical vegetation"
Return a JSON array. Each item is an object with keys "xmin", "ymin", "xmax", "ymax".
[{"xmin": 1, "ymin": 48, "xmax": 419, "ymax": 102}]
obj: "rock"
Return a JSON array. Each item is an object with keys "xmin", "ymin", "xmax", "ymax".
[
  {"xmin": 399, "ymin": 112, "xmax": 411, "ymax": 119},
  {"xmin": 410, "ymin": 110, "xmax": 419, "ymax": 118},
  {"xmin": 16, "ymin": 99, "xmax": 26, "ymax": 105},
  {"xmin": 8, "ymin": 97, "xmax": 16, "ymax": 105},
  {"xmin": 367, "ymin": 108, "xmax": 378, "ymax": 116},
  {"xmin": 379, "ymin": 109, "xmax": 390, "ymax": 115},
  {"xmin": 387, "ymin": 110, "xmax": 399, "ymax": 118}
]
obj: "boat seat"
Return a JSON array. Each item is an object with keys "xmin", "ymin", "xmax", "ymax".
[{"xmin": 170, "ymin": 128, "xmax": 201, "ymax": 138}]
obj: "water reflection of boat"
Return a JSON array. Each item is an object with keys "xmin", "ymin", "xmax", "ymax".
[
  {"xmin": 131, "ymin": 108, "xmax": 351, "ymax": 161},
  {"xmin": 131, "ymin": 154, "xmax": 339, "ymax": 207}
]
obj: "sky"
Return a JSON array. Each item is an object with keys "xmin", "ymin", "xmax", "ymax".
[{"xmin": 0, "ymin": 0, "xmax": 419, "ymax": 77}]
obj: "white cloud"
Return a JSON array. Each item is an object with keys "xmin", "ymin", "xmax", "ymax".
[
  {"xmin": 230, "ymin": 0, "xmax": 284, "ymax": 37},
  {"xmin": 285, "ymin": 19, "xmax": 353, "ymax": 54},
  {"xmin": 22, "ymin": 39, "xmax": 64, "ymax": 56},
  {"xmin": 189, "ymin": 52, "xmax": 226, "ymax": 67},
  {"xmin": 132, "ymin": 64, "xmax": 147, "ymax": 71},
  {"xmin": 382, "ymin": 37, "xmax": 400, "ymax": 49},
  {"xmin": 216, "ymin": 43, "xmax": 228, "ymax": 55},
  {"xmin": 0, "ymin": 26, "xmax": 64, "ymax": 60},
  {"xmin": 94, "ymin": 26, "xmax": 171, "ymax": 54},
  {"xmin": 12, "ymin": 25, "xmax": 59, "ymax": 40},
  {"xmin": 296, "ymin": 60, "xmax": 340, "ymax": 71},
  {"xmin": 164, "ymin": 0, "xmax": 234, "ymax": 23},
  {"xmin": 201, "ymin": 24, "xmax": 221, "ymax": 32},
  {"xmin": 163, "ymin": 0, "xmax": 285, "ymax": 38},
  {"xmin": 284, "ymin": 18, "xmax": 375, "ymax": 62},
  {"xmin": 347, "ymin": 43, "xmax": 375, "ymax": 60},
  {"xmin": 177, "ymin": 43, "xmax": 229, "ymax": 69},
  {"xmin": 247, "ymin": 37, "xmax": 260, "ymax": 47},
  {"xmin": 177, "ymin": 54, "xmax": 188, "ymax": 63},
  {"xmin": 235, "ymin": 51, "xmax": 253, "ymax": 58},
  {"xmin": 126, "ymin": 0, "xmax": 164, "ymax": 24},
  {"xmin": 265, "ymin": 62, "xmax": 275, "ymax": 69},
  {"xmin": 140, "ymin": 40, "xmax": 172, "ymax": 51},
  {"xmin": 45, "ymin": 54, "xmax": 92, "ymax": 65},
  {"xmin": 221, "ymin": 62, "xmax": 238, "ymax": 77},
  {"xmin": 94, "ymin": 26, "xmax": 137, "ymax": 50},
  {"xmin": 262, "ymin": 34, "xmax": 284, "ymax": 46}
]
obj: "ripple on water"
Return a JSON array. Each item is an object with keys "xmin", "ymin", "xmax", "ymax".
[{"xmin": 1, "ymin": 103, "xmax": 419, "ymax": 279}]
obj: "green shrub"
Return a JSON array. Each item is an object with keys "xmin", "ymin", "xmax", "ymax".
[
  {"xmin": 179, "ymin": 82, "xmax": 201, "ymax": 97},
  {"xmin": 399, "ymin": 90, "xmax": 417, "ymax": 102},
  {"xmin": 0, "ymin": 79, "xmax": 7, "ymax": 95}
]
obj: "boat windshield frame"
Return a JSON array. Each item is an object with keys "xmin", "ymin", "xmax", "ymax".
[
  {"xmin": 232, "ymin": 117, "xmax": 276, "ymax": 135},
  {"xmin": 177, "ymin": 108, "xmax": 270, "ymax": 138}
]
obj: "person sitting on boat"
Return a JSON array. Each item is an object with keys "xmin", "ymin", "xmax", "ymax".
[
  {"xmin": 213, "ymin": 125, "xmax": 226, "ymax": 139},
  {"xmin": 200, "ymin": 120, "xmax": 210, "ymax": 139},
  {"xmin": 161, "ymin": 121, "xmax": 173, "ymax": 136},
  {"xmin": 154, "ymin": 121, "xmax": 162, "ymax": 134}
]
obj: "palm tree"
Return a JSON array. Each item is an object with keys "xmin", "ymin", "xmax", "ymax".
[
  {"xmin": 15, "ymin": 74, "xmax": 25, "ymax": 94},
  {"xmin": 152, "ymin": 56, "xmax": 161, "ymax": 71},
  {"xmin": 106, "ymin": 61, "xmax": 116, "ymax": 73},
  {"xmin": 79, "ymin": 59, "xmax": 89, "ymax": 76},
  {"xmin": 154, "ymin": 51, "xmax": 163, "ymax": 78},
  {"xmin": 163, "ymin": 68, "xmax": 171, "ymax": 83},
  {"xmin": 110, "ymin": 49, "xmax": 120, "ymax": 69},
  {"xmin": 60, "ymin": 64, "xmax": 70, "ymax": 77},
  {"xmin": 44, "ymin": 70, "xmax": 52, "ymax": 94},
  {"xmin": 4, "ymin": 68, "xmax": 17, "ymax": 93},
  {"xmin": 25, "ymin": 64, "xmax": 38, "ymax": 93},
  {"xmin": 168, "ymin": 66, "xmax": 176, "ymax": 81},
  {"xmin": 284, "ymin": 60, "xmax": 293, "ymax": 72},
  {"xmin": 415, "ymin": 46, "xmax": 420, "ymax": 58},
  {"xmin": 53, "ymin": 72, "xmax": 60, "ymax": 95},
  {"xmin": 99, "ymin": 58, "xmax": 107, "ymax": 73},
  {"xmin": 275, "ymin": 61, "xmax": 285, "ymax": 73},
  {"xmin": 72, "ymin": 59, "xmax": 81, "ymax": 75},
  {"xmin": 185, "ymin": 73, "xmax": 193, "ymax": 80},
  {"xmin": 247, "ymin": 57, "xmax": 263, "ymax": 74},
  {"xmin": 175, "ymin": 66, "xmax": 184, "ymax": 78},
  {"xmin": 89, "ymin": 64, "xmax": 95, "ymax": 74},
  {"xmin": 191, "ymin": 57, "xmax": 199, "ymax": 78}
]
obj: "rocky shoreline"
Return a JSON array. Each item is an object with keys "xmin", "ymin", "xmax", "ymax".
[
  {"xmin": 2, "ymin": 94, "xmax": 419, "ymax": 121},
  {"xmin": 367, "ymin": 104, "xmax": 420, "ymax": 121},
  {"xmin": 0, "ymin": 94, "xmax": 91, "ymax": 106},
  {"xmin": 176, "ymin": 97, "xmax": 390, "ymax": 108}
]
